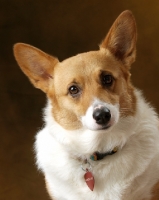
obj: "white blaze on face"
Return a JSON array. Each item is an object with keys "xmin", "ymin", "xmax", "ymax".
[{"xmin": 81, "ymin": 99, "xmax": 120, "ymax": 131}]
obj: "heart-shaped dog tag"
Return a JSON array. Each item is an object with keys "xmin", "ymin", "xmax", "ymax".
[{"xmin": 84, "ymin": 169, "xmax": 95, "ymax": 191}]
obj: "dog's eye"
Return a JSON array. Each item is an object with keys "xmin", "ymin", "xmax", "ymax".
[
  {"xmin": 69, "ymin": 85, "xmax": 80, "ymax": 97},
  {"xmin": 101, "ymin": 74, "xmax": 113, "ymax": 87}
]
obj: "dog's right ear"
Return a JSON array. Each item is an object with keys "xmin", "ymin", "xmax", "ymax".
[{"xmin": 13, "ymin": 43, "xmax": 59, "ymax": 93}]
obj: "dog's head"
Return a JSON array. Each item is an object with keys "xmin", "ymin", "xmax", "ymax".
[{"xmin": 14, "ymin": 10, "xmax": 137, "ymax": 132}]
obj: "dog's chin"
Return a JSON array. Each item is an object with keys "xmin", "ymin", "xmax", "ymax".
[
  {"xmin": 101, "ymin": 125, "xmax": 111, "ymax": 130},
  {"xmin": 85, "ymin": 123, "xmax": 112, "ymax": 131}
]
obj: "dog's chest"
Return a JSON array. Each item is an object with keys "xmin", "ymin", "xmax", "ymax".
[
  {"xmin": 35, "ymin": 128, "xmax": 125, "ymax": 199},
  {"xmin": 46, "ymin": 162, "xmax": 124, "ymax": 200}
]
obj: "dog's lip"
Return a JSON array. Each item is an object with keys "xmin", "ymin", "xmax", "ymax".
[
  {"xmin": 87, "ymin": 124, "xmax": 111, "ymax": 131},
  {"xmin": 102, "ymin": 125, "xmax": 111, "ymax": 130},
  {"xmin": 89, "ymin": 122, "xmax": 112, "ymax": 131},
  {"xmin": 97, "ymin": 124, "xmax": 111, "ymax": 130}
]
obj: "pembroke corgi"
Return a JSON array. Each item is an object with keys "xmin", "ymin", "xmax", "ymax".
[{"xmin": 14, "ymin": 10, "xmax": 159, "ymax": 200}]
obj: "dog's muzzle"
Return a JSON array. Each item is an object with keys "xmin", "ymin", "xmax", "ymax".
[{"xmin": 81, "ymin": 100, "xmax": 119, "ymax": 131}]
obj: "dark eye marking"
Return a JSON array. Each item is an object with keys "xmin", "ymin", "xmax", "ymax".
[
  {"xmin": 100, "ymin": 72, "xmax": 114, "ymax": 87},
  {"xmin": 68, "ymin": 85, "xmax": 81, "ymax": 98}
]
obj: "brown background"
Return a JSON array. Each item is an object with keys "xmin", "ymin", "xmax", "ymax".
[{"xmin": 0, "ymin": 1, "xmax": 159, "ymax": 200}]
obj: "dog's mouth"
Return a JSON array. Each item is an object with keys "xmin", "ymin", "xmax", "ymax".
[
  {"xmin": 83, "ymin": 121, "xmax": 112, "ymax": 131},
  {"xmin": 101, "ymin": 124, "xmax": 111, "ymax": 130},
  {"xmin": 91, "ymin": 122, "xmax": 112, "ymax": 131}
]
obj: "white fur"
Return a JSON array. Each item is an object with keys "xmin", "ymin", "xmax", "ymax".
[{"xmin": 35, "ymin": 89, "xmax": 159, "ymax": 200}]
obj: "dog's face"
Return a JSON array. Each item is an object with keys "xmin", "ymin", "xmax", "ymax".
[
  {"xmin": 14, "ymin": 10, "xmax": 137, "ymax": 132},
  {"xmin": 50, "ymin": 50, "xmax": 136, "ymax": 131}
]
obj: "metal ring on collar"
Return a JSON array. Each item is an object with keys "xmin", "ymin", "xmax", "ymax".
[{"xmin": 81, "ymin": 160, "xmax": 92, "ymax": 172}]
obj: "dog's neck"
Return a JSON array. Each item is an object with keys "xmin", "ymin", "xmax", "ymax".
[
  {"xmin": 90, "ymin": 146, "xmax": 118, "ymax": 161},
  {"xmin": 75, "ymin": 146, "xmax": 118, "ymax": 164}
]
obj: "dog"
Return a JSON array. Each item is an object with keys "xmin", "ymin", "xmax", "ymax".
[{"xmin": 14, "ymin": 10, "xmax": 159, "ymax": 200}]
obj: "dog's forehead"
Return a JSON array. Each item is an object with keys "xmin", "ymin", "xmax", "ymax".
[
  {"xmin": 55, "ymin": 50, "xmax": 121, "ymax": 79},
  {"xmin": 61, "ymin": 51, "xmax": 103, "ymax": 72}
]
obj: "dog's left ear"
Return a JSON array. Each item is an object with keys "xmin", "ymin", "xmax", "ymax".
[{"xmin": 100, "ymin": 10, "xmax": 137, "ymax": 68}]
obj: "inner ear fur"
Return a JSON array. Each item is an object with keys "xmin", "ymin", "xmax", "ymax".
[
  {"xmin": 13, "ymin": 43, "xmax": 59, "ymax": 93},
  {"xmin": 100, "ymin": 10, "xmax": 137, "ymax": 68}
]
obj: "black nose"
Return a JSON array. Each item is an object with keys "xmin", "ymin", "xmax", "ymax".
[{"xmin": 93, "ymin": 107, "xmax": 111, "ymax": 125}]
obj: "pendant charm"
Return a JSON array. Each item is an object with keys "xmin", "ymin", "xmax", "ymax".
[{"xmin": 84, "ymin": 169, "xmax": 95, "ymax": 191}]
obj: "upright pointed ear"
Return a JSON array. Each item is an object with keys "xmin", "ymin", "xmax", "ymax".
[
  {"xmin": 13, "ymin": 43, "xmax": 59, "ymax": 93},
  {"xmin": 100, "ymin": 10, "xmax": 137, "ymax": 68}
]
